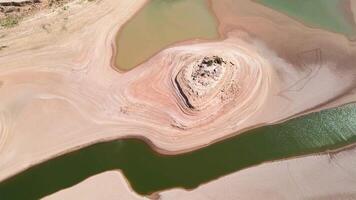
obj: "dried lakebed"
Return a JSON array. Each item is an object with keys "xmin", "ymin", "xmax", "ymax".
[{"xmin": 0, "ymin": 103, "xmax": 356, "ymax": 199}]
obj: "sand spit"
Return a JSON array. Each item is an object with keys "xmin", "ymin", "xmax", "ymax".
[
  {"xmin": 0, "ymin": 0, "xmax": 356, "ymax": 187},
  {"xmin": 43, "ymin": 170, "xmax": 148, "ymax": 200},
  {"xmin": 159, "ymin": 146, "xmax": 356, "ymax": 200}
]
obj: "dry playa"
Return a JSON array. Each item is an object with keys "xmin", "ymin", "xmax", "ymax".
[{"xmin": 0, "ymin": 0, "xmax": 356, "ymax": 198}]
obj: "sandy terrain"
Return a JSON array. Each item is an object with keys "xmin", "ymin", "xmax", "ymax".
[
  {"xmin": 42, "ymin": 146, "xmax": 356, "ymax": 200},
  {"xmin": 0, "ymin": 0, "xmax": 72, "ymax": 24},
  {"xmin": 43, "ymin": 170, "xmax": 148, "ymax": 200},
  {"xmin": 159, "ymin": 145, "xmax": 356, "ymax": 200},
  {"xmin": 0, "ymin": 0, "xmax": 356, "ymax": 193}
]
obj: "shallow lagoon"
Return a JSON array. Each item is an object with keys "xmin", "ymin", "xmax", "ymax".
[{"xmin": 115, "ymin": 0, "xmax": 219, "ymax": 70}]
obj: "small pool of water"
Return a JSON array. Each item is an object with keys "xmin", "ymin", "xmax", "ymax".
[{"xmin": 115, "ymin": 0, "xmax": 219, "ymax": 71}]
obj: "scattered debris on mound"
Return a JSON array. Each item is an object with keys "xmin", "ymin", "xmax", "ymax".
[
  {"xmin": 175, "ymin": 55, "xmax": 239, "ymax": 111},
  {"xmin": 191, "ymin": 56, "xmax": 227, "ymax": 88}
]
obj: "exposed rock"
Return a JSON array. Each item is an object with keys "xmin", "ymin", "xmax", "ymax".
[
  {"xmin": 175, "ymin": 55, "xmax": 239, "ymax": 111},
  {"xmin": 165, "ymin": 40, "xmax": 273, "ymax": 129}
]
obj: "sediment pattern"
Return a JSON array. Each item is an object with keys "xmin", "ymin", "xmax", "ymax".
[
  {"xmin": 0, "ymin": 0, "xmax": 356, "ymax": 197},
  {"xmin": 168, "ymin": 41, "xmax": 269, "ymax": 128}
]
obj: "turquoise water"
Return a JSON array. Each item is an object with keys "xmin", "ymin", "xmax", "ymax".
[
  {"xmin": 257, "ymin": 0, "xmax": 356, "ymax": 37},
  {"xmin": 0, "ymin": 104, "xmax": 356, "ymax": 199}
]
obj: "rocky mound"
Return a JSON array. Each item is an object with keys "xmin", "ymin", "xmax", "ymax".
[
  {"xmin": 175, "ymin": 55, "xmax": 238, "ymax": 111},
  {"xmin": 165, "ymin": 40, "xmax": 270, "ymax": 129}
]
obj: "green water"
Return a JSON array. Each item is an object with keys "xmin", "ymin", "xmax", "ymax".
[
  {"xmin": 1, "ymin": 104, "xmax": 356, "ymax": 199},
  {"xmin": 257, "ymin": 0, "xmax": 356, "ymax": 37},
  {"xmin": 115, "ymin": 0, "xmax": 219, "ymax": 70}
]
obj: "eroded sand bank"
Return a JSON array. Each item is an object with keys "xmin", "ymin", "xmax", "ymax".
[
  {"xmin": 43, "ymin": 170, "xmax": 148, "ymax": 200},
  {"xmin": 0, "ymin": 0, "xmax": 356, "ymax": 188}
]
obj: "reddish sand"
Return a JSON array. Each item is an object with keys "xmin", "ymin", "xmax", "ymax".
[{"xmin": 0, "ymin": 1, "xmax": 356, "ymax": 198}]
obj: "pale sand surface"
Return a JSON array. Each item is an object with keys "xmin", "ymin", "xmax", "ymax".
[
  {"xmin": 43, "ymin": 170, "xmax": 148, "ymax": 200},
  {"xmin": 160, "ymin": 146, "xmax": 356, "ymax": 200},
  {"xmin": 1, "ymin": 0, "xmax": 356, "ymax": 187},
  {"xmin": 42, "ymin": 146, "xmax": 356, "ymax": 200}
]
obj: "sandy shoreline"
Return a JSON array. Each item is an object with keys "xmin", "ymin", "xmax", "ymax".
[
  {"xmin": 43, "ymin": 170, "xmax": 149, "ymax": 200},
  {"xmin": 159, "ymin": 144, "xmax": 356, "ymax": 200},
  {"xmin": 42, "ymin": 144, "xmax": 356, "ymax": 200},
  {"xmin": 0, "ymin": 0, "xmax": 356, "ymax": 192}
]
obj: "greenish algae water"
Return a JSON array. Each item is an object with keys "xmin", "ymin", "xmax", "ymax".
[
  {"xmin": 1, "ymin": 104, "xmax": 356, "ymax": 199},
  {"xmin": 115, "ymin": 0, "xmax": 219, "ymax": 70},
  {"xmin": 257, "ymin": 0, "xmax": 356, "ymax": 37}
]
